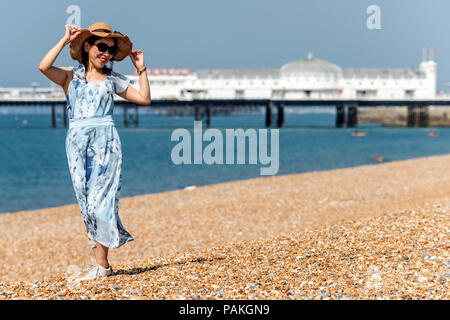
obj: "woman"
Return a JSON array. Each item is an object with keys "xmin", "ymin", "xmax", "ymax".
[{"xmin": 38, "ymin": 22, "xmax": 151, "ymax": 280}]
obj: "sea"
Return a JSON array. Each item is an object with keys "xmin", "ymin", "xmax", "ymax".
[{"xmin": 1, "ymin": 109, "xmax": 449, "ymax": 214}]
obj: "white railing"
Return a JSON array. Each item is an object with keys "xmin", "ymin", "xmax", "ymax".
[{"xmin": 1, "ymin": 87, "xmax": 450, "ymax": 102}]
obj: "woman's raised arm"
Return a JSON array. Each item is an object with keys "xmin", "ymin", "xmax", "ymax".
[
  {"xmin": 38, "ymin": 25, "xmax": 81, "ymax": 87},
  {"xmin": 117, "ymin": 50, "xmax": 151, "ymax": 105}
]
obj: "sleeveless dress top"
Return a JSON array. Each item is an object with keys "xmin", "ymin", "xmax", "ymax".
[
  {"xmin": 65, "ymin": 63, "xmax": 134, "ymax": 249},
  {"xmin": 66, "ymin": 63, "xmax": 131, "ymax": 120}
]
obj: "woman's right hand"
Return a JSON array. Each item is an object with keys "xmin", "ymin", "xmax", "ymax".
[{"xmin": 63, "ymin": 24, "xmax": 81, "ymax": 45}]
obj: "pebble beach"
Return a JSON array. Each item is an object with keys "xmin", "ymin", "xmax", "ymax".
[{"xmin": 0, "ymin": 154, "xmax": 449, "ymax": 299}]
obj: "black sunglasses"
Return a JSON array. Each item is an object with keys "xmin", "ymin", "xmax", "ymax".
[{"xmin": 94, "ymin": 42, "xmax": 117, "ymax": 55}]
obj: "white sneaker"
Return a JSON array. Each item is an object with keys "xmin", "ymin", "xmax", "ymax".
[{"xmin": 77, "ymin": 264, "xmax": 112, "ymax": 281}]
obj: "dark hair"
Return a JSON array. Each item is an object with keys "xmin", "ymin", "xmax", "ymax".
[{"xmin": 81, "ymin": 35, "xmax": 117, "ymax": 75}]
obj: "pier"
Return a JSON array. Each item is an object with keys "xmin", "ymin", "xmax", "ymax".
[{"xmin": 2, "ymin": 94, "xmax": 450, "ymax": 128}]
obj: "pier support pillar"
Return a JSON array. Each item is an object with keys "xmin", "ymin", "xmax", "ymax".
[
  {"xmin": 135, "ymin": 106, "xmax": 139, "ymax": 128},
  {"xmin": 336, "ymin": 105, "xmax": 345, "ymax": 128},
  {"xmin": 347, "ymin": 103, "xmax": 358, "ymax": 128},
  {"xmin": 63, "ymin": 104, "xmax": 67, "ymax": 128},
  {"xmin": 418, "ymin": 105, "xmax": 429, "ymax": 127},
  {"xmin": 407, "ymin": 105, "xmax": 425, "ymax": 127},
  {"xmin": 266, "ymin": 102, "xmax": 273, "ymax": 127},
  {"xmin": 277, "ymin": 103, "xmax": 285, "ymax": 128},
  {"xmin": 206, "ymin": 104, "xmax": 211, "ymax": 127},
  {"xmin": 51, "ymin": 104, "xmax": 56, "ymax": 128},
  {"xmin": 123, "ymin": 106, "xmax": 128, "ymax": 128},
  {"xmin": 194, "ymin": 104, "xmax": 211, "ymax": 126},
  {"xmin": 407, "ymin": 105, "xmax": 416, "ymax": 127},
  {"xmin": 407, "ymin": 104, "xmax": 429, "ymax": 127},
  {"xmin": 123, "ymin": 105, "xmax": 138, "ymax": 128},
  {"xmin": 194, "ymin": 105, "xmax": 201, "ymax": 121}
]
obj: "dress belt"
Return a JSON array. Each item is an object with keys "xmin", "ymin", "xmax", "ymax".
[{"xmin": 69, "ymin": 115, "xmax": 115, "ymax": 128}]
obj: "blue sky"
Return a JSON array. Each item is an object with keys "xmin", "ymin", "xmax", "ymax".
[{"xmin": 1, "ymin": 0, "xmax": 449, "ymax": 90}]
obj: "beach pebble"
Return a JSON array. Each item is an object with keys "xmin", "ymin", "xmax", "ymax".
[
  {"xmin": 417, "ymin": 276, "xmax": 428, "ymax": 283},
  {"xmin": 0, "ymin": 156, "xmax": 449, "ymax": 300}
]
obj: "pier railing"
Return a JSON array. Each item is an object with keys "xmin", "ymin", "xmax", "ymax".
[{"xmin": 2, "ymin": 87, "xmax": 450, "ymax": 128}]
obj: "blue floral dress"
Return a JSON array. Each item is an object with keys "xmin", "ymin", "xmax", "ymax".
[{"xmin": 65, "ymin": 63, "xmax": 134, "ymax": 249}]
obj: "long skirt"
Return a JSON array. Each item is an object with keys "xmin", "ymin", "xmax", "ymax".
[{"xmin": 65, "ymin": 122, "xmax": 134, "ymax": 249}]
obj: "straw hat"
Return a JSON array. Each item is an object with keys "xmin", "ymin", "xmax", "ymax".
[{"xmin": 69, "ymin": 22, "xmax": 133, "ymax": 63}]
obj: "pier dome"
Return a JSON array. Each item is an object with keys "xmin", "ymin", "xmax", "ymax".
[{"xmin": 280, "ymin": 52, "xmax": 343, "ymax": 77}]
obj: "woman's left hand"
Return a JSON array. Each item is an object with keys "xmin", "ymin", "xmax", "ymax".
[{"xmin": 129, "ymin": 50, "xmax": 145, "ymax": 69}]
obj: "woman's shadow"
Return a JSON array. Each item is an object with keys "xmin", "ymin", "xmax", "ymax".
[{"xmin": 113, "ymin": 256, "xmax": 226, "ymax": 276}]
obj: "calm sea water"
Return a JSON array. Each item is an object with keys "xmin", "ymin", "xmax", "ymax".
[{"xmin": 0, "ymin": 111, "xmax": 449, "ymax": 214}]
